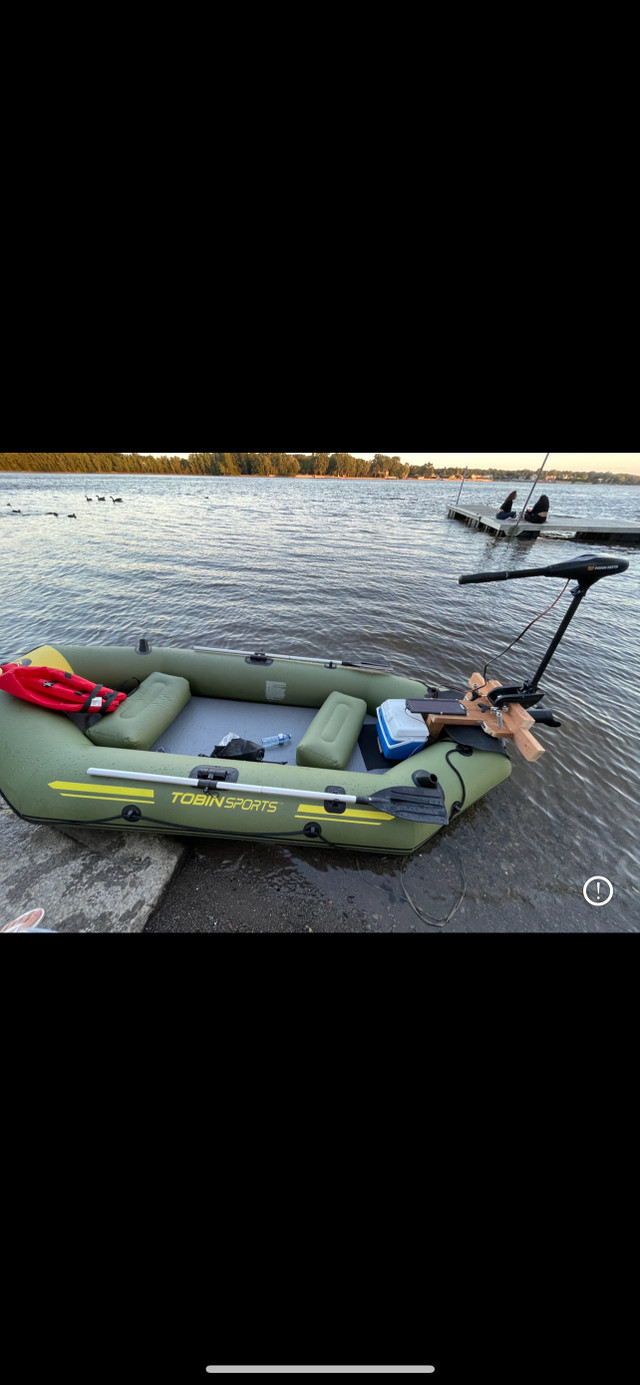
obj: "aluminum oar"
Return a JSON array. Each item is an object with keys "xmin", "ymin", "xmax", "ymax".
[{"xmin": 87, "ymin": 768, "xmax": 449, "ymax": 824}]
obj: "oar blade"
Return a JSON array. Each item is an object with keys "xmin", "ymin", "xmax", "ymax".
[{"xmin": 367, "ymin": 783, "xmax": 449, "ymax": 824}]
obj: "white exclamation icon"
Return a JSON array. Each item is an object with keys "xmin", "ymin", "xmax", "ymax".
[{"xmin": 583, "ymin": 876, "xmax": 613, "ymax": 906}]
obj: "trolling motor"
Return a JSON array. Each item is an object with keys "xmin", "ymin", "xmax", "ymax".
[
  {"xmin": 458, "ymin": 553, "xmax": 629, "ymax": 711},
  {"xmin": 405, "ymin": 552, "xmax": 628, "ymax": 759}
]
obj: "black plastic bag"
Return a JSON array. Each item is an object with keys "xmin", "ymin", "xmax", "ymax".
[{"xmin": 212, "ymin": 737, "xmax": 265, "ymax": 762}]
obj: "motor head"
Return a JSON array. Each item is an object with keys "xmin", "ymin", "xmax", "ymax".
[{"xmin": 459, "ymin": 553, "xmax": 629, "ymax": 587}]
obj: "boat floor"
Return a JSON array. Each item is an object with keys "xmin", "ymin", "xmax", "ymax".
[{"xmin": 151, "ymin": 696, "xmax": 383, "ymax": 773}]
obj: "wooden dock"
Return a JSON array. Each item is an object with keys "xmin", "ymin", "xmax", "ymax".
[{"xmin": 447, "ymin": 504, "xmax": 640, "ymax": 545}]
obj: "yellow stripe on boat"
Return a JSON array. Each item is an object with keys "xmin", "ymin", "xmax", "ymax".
[
  {"xmin": 295, "ymin": 804, "xmax": 392, "ymax": 821},
  {"xmin": 295, "ymin": 816, "xmax": 386, "ymax": 827},
  {"xmin": 49, "ymin": 781, "xmax": 155, "ymax": 799}
]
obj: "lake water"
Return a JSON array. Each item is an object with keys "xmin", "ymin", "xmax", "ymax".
[{"xmin": 1, "ymin": 473, "xmax": 639, "ymax": 932}]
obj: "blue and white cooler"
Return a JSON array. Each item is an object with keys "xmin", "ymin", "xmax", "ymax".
[{"xmin": 376, "ymin": 699, "xmax": 429, "ymax": 761}]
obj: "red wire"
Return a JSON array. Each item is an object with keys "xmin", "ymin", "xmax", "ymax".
[{"xmin": 482, "ymin": 579, "xmax": 571, "ymax": 681}]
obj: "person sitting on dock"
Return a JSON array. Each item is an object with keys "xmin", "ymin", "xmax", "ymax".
[
  {"xmin": 524, "ymin": 495, "xmax": 549, "ymax": 524},
  {"xmin": 496, "ymin": 490, "xmax": 517, "ymax": 520}
]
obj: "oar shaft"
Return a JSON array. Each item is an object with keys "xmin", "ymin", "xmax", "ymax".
[
  {"xmin": 191, "ymin": 647, "xmax": 391, "ymax": 672},
  {"xmin": 192, "ymin": 646, "xmax": 344, "ymax": 665},
  {"xmin": 87, "ymin": 767, "xmax": 358, "ymax": 806}
]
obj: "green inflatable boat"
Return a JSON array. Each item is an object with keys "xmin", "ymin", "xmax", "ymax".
[{"xmin": 0, "ymin": 554, "xmax": 627, "ymax": 854}]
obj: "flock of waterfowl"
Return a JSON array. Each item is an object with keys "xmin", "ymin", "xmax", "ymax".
[{"xmin": 4, "ymin": 496, "xmax": 124, "ymax": 518}]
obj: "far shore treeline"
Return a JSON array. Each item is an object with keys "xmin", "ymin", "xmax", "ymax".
[{"xmin": 0, "ymin": 453, "xmax": 638, "ymax": 483}]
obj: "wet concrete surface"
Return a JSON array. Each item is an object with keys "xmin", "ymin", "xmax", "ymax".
[
  {"xmin": 0, "ymin": 799, "xmax": 185, "ymax": 933},
  {"xmin": 145, "ymin": 787, "xmax": 639, "ymax": 934}
]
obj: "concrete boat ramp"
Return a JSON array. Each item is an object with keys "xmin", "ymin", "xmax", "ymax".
[
  {"xmin": 447, "ymin": 503, "xmax": 640, "ymax": 545},
  {"xmin": 0, "ymin": 792, "xmax": 186, "ymax": 932}
]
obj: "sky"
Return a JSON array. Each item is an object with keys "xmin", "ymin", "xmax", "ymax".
[{"xmin": 140, "ymin": 453, "xmax": 640, "ymax": 475}]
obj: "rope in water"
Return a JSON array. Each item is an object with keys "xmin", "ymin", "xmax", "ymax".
[
  {"xmin": 400, "ymin": 851, "xmax": 466, "ymax": 928},
  {"xmin": 357, "ymin": 748, "xmax": 469, "ymax": 928}
]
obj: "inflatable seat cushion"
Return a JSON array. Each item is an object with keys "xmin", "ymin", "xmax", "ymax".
[
  {"xmin": 86, "ymin": 671, "xmax": 191, "ymax": 751},
  {"xmin": 296, "ymin": 690, "xmax": 367, "ymax": 770}
]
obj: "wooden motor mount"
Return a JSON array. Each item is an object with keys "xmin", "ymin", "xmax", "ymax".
[{"xmin": 423, "ymin": 673, "xmax": 545, "ymax": 762}]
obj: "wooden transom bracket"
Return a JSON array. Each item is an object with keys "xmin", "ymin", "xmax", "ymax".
[{"xmin": 424, "ymin": 673, "xmax": 545, "ymax": 762}]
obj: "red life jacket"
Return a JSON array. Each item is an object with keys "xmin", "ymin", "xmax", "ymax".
[{"xmin": 0, "ymin": 664, "xmax": 127, "ymax": 715}]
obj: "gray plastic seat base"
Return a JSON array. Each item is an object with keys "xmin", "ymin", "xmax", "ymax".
[{"xmin": 152, "ymin": 696, "xmax": 377, "ymax": 773}]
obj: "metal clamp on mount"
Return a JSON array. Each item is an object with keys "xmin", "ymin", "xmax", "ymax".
[{"xmin": 487, "ymin": 684, "xmax": 544, "ymax": 711}]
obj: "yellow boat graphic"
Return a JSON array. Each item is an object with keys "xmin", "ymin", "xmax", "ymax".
[{"xmin": 49, "ymin": 781, "xmax": 155, "ymax": 803}]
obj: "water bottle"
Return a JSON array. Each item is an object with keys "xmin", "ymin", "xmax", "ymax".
[{"xmin": 261, "ymin": 732, "xmax": 292, "ymax": 748}]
